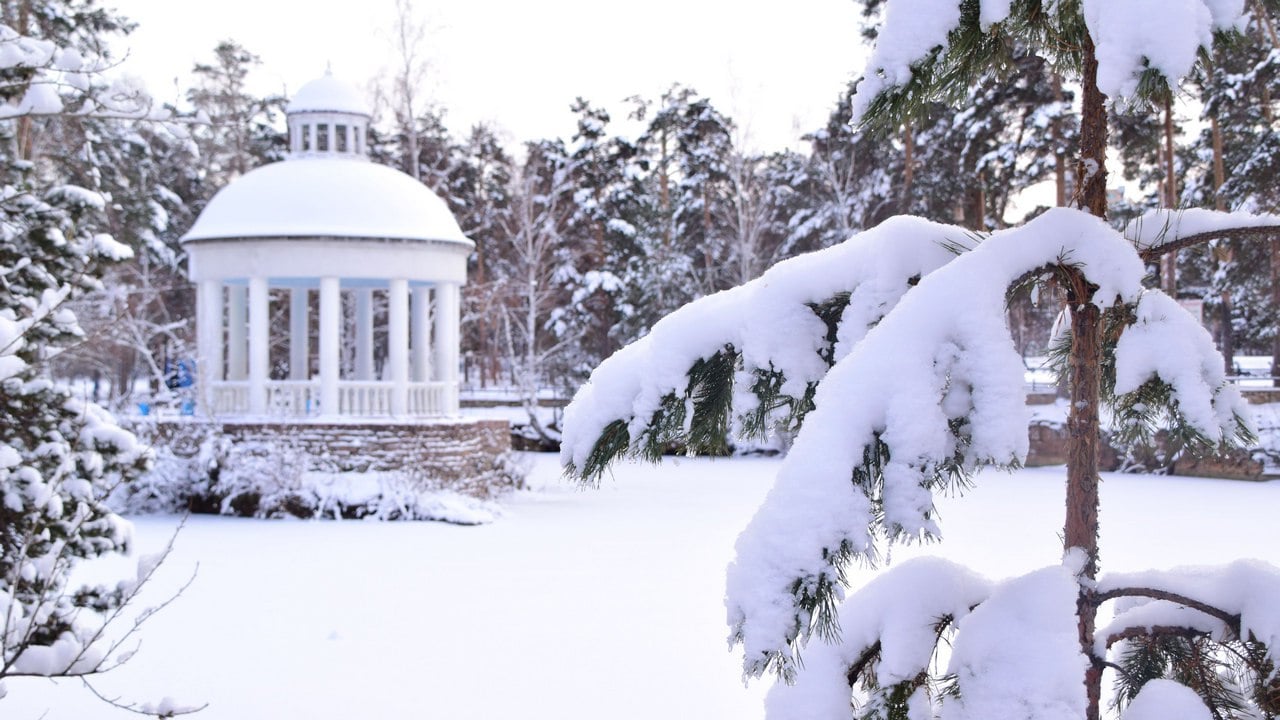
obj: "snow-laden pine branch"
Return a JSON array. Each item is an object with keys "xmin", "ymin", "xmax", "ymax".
[
  {"xmin": 851, "ymin": 0, "xmax": 1247, "ymax": 125},
  {"xmin": 562, "ymin": 200, "xmax": 1280, "ymax": 708},
  {"xmin": 1123, "ymin": 207, "xmax": 1280, "ymax": 260},
  {"xmin": 723, "ymin": 208, "xmax": 1150, "ymax": 678},
  {"xmin": 560, "ymin": 216, "xmax": 977, "ymax": 479},
  {"xmin": 762, "ymin": 553, "xmax": 1280, "ymax": 719}
]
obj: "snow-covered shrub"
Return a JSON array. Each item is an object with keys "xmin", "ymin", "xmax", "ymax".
[
  {"xmin": 109, "ymin": 420, "xmax": 223, "ymax": 514},
  {"xmin": 115, "ymin": 422, "xmax": 526, "ymax": 524}
]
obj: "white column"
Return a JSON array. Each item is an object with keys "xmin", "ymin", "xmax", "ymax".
[
  {"xmin": 320, "ymin": 277, "xmax": 341, "ymax": 416},
  {"xmin": 248, "ymin": 276, "xmax": 269, "ymax": 415},
  {"xmin": 434, "ymin": 283, "xmax": 461, "ymax": 415},
  {"xmin": 411, "ymin": 285, "xmax": 432, "ymax": 384},
  {"xmin": 308, "ymin": 124, "xmax": 317, "ymax": 154},
  {"xmin": 355, "ymin": 288, "xmax": 374, "ymax": 380},
  {"xmin": 388, "ymin": 278, "xmax": 409, "ymax": 416},
  {"xmin": 289, "ymin": 287, "xmax": 308, "ymax": 380},
  {"xmin": 346, "ymin": 125, "xmax": 355, "ymax": 155},
  {"xmin": 227, "ymin": 285, "xmax": 248, "ymax": 381},
  {"xmin": 197, "ymin": 280, "xmax": 223, "ymax": 415}
]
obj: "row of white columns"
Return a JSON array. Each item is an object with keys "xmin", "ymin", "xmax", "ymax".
[{"xmin": 196, "ymin": 277, "xmax": 461, "ymax": 417}]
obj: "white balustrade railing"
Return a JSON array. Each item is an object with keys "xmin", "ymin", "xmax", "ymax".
[
  {"xmin": 211, "ymin": 382, "xmax": 250, "ymax": 415},
  {"xmin": 339, "ymin": 382, "xmax": 391, "ymax": 416},
  {"xmin": 407, "ymin": 382, "xmax": 449, "ymax": 416},
  {"xmin": 266, "ymin": 381, "xmax": 320, "ymax": 417},
  {"xmin": 209, "ymin": 380, "xmax": 455, "ymax": 418}
]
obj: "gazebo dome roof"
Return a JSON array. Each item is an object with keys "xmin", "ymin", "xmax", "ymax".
[
  {"xmin": 286, "ymin": 72, "xmax": 369, "ymax": 116},
  {"xmin": 180, "ymin": 157, "xmax": 472, "ymax": 247}
]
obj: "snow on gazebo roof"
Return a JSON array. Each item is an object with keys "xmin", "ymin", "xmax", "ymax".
[
  {"xmin": 285, "ymin": 71, "xmax": 370, "ymax": 116},
  {"xmin": 180, "ymin": 158, "xmax": 472, "ymax": 246}
]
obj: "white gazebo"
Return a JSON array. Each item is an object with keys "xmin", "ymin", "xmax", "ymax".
[{"xmin": 182, "ymin": 72, "xmax": 473, "ymax": 419}]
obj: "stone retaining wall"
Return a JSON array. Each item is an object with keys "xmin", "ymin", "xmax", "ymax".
[
  {"xmin": 219, "ymin": 419, "xmax": 512, "ymax": 490},
  {"xmin": 1024, "ymin": 420, "xmax": 1265, "ymax": 480},
  {"xmin": 145, "ymin": 417, "xmax": 515, "ymax": 498}
]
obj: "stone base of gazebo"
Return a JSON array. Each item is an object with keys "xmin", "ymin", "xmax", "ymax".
[
  {"xmin": 217, "ymin": 418, "xmax": 512, "ymax": 482},
  {"xmin": 137, "ymin": 417, "xmax": 518, "ymax": 512}
]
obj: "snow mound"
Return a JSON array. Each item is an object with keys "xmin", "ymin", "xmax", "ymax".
[{"xmin": 1123, "ymin": 679, "xmax": 1213, "ymax": 720}]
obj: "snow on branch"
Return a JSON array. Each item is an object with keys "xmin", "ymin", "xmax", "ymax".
[
  {"xmin": 560, "ymin": 216, "xmax": 975, "ymax": 480},
  {"xmin": 1123, "ymin": 680, "xmax": 1215, "ymax": 720},
  {"xmin": 725, "ymin": 208, "xmax": 1146, "ymax": 679},
  {"xmin": 1124, "ymin": 207, "xmax": 1280, "ymax": 261},
  {"xmin": 0, "ymin": 24, "xmax": 157, "ymax": 120},
  {"xmin": 1110, "ymin": 289, "xmax": 1253, "ymax": 448},
  {"xmin": 1097, "ymin": 560, "xmax": 1280, "ymax": 658},
  {"xmin": 941, "ymin": 564, "xmax": 1089, "ymax": 720},
  {"xmin": 850, "ymin": 0, "xmax": 1247, "ymax": 125},
  {"xmin": 764, "ymin": 557, "xmax": 991, "ymax": 719},
  {"xmin": 765, "ymin": 559, "xmax": 1091, "ymax": 719}
]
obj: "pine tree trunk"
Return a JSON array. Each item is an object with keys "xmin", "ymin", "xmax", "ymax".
[
  {"xmin": 1272, "ymin": 237, "xmax": 1280, "ymax": 387},
  {"xmin": 1211, "ymin": 111, "xmax": 1236, "ymax": 375},
  {"xmin": 973, "ymin": 171, "xmax": 986, "ymax": 230},
  {"xmin": 1161, "ymin": 95, "xmax": 1179, "ymax": 294},
  {"xmin": 1053, "ymin": 74, "xmax": 1067, "ymax": 207},
  {"xmin": 1068, "ymin": 30, "xmax": 1108, "ymax": 720},
  {"xmin": 901, "ymin": 123, "xmax": 914, "ymax": 212}
]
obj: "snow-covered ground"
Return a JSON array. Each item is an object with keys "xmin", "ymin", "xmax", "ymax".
[{"xmin": 6, "ymin": 454, "xmax": 1280, "ymax": 719}]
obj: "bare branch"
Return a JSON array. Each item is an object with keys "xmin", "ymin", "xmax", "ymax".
[
  {"xmin": 80, "ymin": 677, "xmax": 208, "ymax": 718},
  {"xmin": 1102, "ymin": 623, "xmax": 1210, "ymax": 650},
  {"xmin": 1095, "ymin": 587, "xmax": 1242, "ymax": 637}
]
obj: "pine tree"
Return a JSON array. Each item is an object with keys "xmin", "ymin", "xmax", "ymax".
[
  {"xmin": 454, "ymin": 123, "xmax": 515, "ymax": 389},
  {"xmin": 187, "ymin": 40, "xmax": 284, "ymax": 194},
  {"xmin": 561, "ymin": 2, "xmax": 1280, "ymax": 719},
  {"xmin": 0, "ymin": 8, "xmax": 182, "ymax": 706}
]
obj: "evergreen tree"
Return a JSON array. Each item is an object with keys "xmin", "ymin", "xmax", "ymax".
[
  {"xmin": 555, "ymin": 99, "xmax": 636, "ymax": 376},
  {"xmin": 562, "ymin": 2, "xmax": 1280, "ymax": 719},
  {"xmin": 186, "ymin": 40, "xmax": 284, "ymax": 194},
  {"xmin": 0, "ymin": 8, "xmax": 183, "ymax": 708},
  {"xmin": 621, "ymin": 86, "xmax": 736, "ymax": 333},
  {"xmin": 454, "ymin": 123, "xmax": 515, "ymax": 389}
]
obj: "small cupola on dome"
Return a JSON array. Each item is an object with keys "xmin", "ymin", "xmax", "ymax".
[{"xmin": 286, "ymin": 70, "xmax": 371, "ymax": 159}]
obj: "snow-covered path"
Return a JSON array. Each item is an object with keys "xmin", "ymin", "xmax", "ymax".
[{"xmin": 6, "ymin": 455, "xmax": 1280, "ymax": 719}]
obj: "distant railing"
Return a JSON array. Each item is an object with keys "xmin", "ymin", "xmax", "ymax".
[
  {"xmin": 209, "ymin": 380, "xmax": 453, "ymax": 418},
  {"xmin": 267, "ymin": 380, "xmax": 320, "ymax": 416},
  {"xmin": 212, "ymin": 382, "xmax": 250, "ymax": 415},
  {"xmin": 408, "ymin": 382, "xmax": 449, "ymax": 416},
  {"xmin": 1227, "ymin": 376, "xmax": 1280, "ymax": 392},
  {"xmin": 338, "ymin": 381, "xmax": 391, "ymax": 416}
]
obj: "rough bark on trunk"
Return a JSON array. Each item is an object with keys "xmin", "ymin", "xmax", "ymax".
[
  {"xmin": 1161, "ymin": 95, "xmax": 1179, "ymax": 294},
  {"xmin": 1069, "ymin": 31, "xmax": 1108, "ymax": 720},
  {"xmin": 1272, "ymin": 237, "xmax": 1280, "ymax": 387},
  {"xmin": 901, "ymin": 123, "xmax": 914, "ymax": 212},
  {"xmin": 1053, "ymin": 74, "xmax": 1068, "ymax": 207},
  {"xmin": 1211, "ymin": 109, "xmax": 1235, "ymax": 375}
]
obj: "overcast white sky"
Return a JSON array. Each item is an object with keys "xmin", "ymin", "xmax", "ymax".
[{"xmin": 107, "ymin": 0, "xmax": 868, "ymax": 152}]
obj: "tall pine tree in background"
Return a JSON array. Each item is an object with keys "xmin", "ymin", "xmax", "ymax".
[{"xmin": 187, "ymin": 40, "xmax": 284, "ymax": 194}]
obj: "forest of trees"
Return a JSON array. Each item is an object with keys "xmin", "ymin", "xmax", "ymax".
[{"xmin": 7, "ymin": 0, "xmax": 1279, "ymax": 447}]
